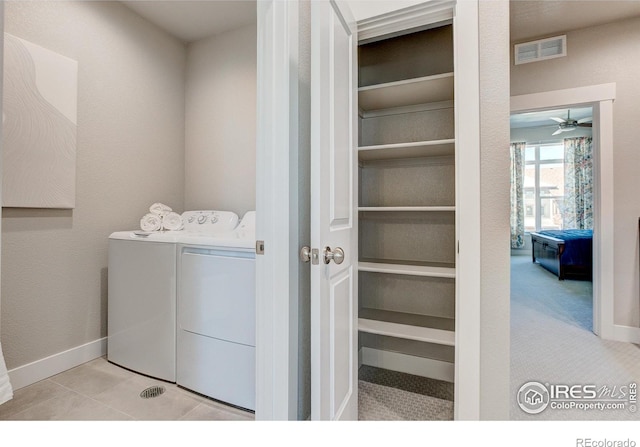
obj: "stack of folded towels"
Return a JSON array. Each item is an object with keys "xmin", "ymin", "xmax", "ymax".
[{"xmin": 140, "ymin": 203, "xmax": 184, "ymax": 232}]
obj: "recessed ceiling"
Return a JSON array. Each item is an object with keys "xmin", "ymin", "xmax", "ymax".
[
  {"xmin": 510, "ymin": 0, "xmax": 640, "ymax": 42},
  {"xmin": 121, "ymin": 0, "xmax": 256, "ymax": 43}
]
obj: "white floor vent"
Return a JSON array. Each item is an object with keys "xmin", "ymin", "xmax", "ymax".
[{"xmin": 514, "ymin": 35, "xmax": 566, "ymax": 65}]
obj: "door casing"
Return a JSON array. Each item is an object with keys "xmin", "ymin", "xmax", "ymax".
[
  {"xmin": 511, "ymin": 84, "xmax": 640, "ymax": 343},
  {"xmin": 255, "ymin": 0, "xmax": 485, "ymax": 420}
]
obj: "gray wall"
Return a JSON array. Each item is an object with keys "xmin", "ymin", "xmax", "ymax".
[
  {"xmin": 479, "ymin": 0, "xmax": 511, "ymax": 420},
  {"xmin": 511, "ymin": 15, "xmax": 640, "ymax": 328},
  {"xmin": 1, "ymin": 1, "xmax": 186, "ymax": 370},
  {"xmin": 184, "ymin": 24, "xmax": 256, "ymax": 216}
]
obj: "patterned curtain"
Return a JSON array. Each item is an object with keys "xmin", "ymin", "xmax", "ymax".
[
  {"xmin": 564, "ymin": 137, "xmax": 593, "ymax": 229},
  {"xmin": 510, "ymin": 142, "xmax": 526, "ymax": 248}
]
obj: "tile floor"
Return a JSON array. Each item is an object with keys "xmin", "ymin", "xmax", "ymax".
[
  {"xmin": 1, "ymin": 357, "xmax": 453, "ymax": 421},
  {"xmin": 0, "ymin": 356, "xmax": 254, "ymax": 421}
]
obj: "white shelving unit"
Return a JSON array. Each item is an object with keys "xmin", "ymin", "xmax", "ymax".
[
  {"xmin": 358, "ymin": 72, "xmax": 454, "ymax": 111},
  {"xmin": 358, "ymin": 139, "xmax": 455, "ymax": 161},
  {"xmin": 358, "ymin": 206, "xmax": 455, "ymax": 212},
  {"xmin": 358, "ymin": 314, "xmax": 455, "ymax": 346},
  {"xmin": 358, "ymin": 261, "xmax": 455, "ymax": 279},
  {"xmin": 357, "ymin": 22, "xmax": 457, "ymax": 392}
]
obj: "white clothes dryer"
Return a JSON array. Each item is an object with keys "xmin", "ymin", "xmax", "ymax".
[
  {"xmin": 107, "ymin": 211, "xmax": 239, "ymax": 382},
  {"xmin": 176, "ymin": 211, "xmax": 256, "ymax": 410}
]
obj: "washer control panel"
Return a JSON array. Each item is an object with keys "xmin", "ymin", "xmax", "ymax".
[{"xmin": 181, "ymin": 210, "xmax": 239, "ymax": 233}]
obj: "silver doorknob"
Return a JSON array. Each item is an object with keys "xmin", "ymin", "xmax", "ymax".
[
  {"xmin": 323, "ymin": 246, "xmax": 344, "ymax": 265},
  {"xmin": 300, "ymin": 246, "xmax": 311, "ymax": 263}
]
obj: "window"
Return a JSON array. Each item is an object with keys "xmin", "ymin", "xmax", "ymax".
[{"xmin": 524, "ymin": 143, "xmax": 564, "ymax": 232}]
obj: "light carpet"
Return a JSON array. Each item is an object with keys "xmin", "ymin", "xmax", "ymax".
[{"xmin": 511, "ymin": 255, "xmax": 640, "ymax": 420}]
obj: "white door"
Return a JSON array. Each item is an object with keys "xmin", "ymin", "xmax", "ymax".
[{"xmin": 310, "ymin": 0, "xmax": 358, "ymax": 421}]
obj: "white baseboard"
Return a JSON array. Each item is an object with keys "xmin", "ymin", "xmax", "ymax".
[
  {"xmin": 8, "ymin": 338, "xmax": 107, "ymax": 390},
  {"xmin": 360, "ymin": 347, "xmax": 454, "ymax": 383},
  {"xmin": 611, "ymin": 324, "xmax": 640, "ymax": 344}
]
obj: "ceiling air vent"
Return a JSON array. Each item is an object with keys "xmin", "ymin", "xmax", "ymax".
[{"xmin": 514, "ymin": 35, "xmax": 566, "ymax": 65}]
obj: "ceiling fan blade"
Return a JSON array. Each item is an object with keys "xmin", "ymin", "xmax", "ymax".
[
  {"xmin": 553, "ymin": 127, "xmax": 575, "ymax": 135},
  {"xmin": 550, "ymin": 117, "xmax": 566, "ymax": 123},
  {"xmin": 577, "ymin": 123, "xmax": 592, "ymax": 127},
  {"xmin": 577, "ymin": 117, "xmax": 592, "ymax": 124}
]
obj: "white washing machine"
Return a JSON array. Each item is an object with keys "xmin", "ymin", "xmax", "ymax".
[
  {"xmin": 107, "ymin": 210, "xmax": 239, "ymax": 382},
  {"xmin": 177, "ymin": 211, "xmax": 256, "ymax": 410}
]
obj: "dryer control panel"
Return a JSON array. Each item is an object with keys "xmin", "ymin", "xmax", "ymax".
[{"xmin": 181, "ymin": 211, "xmax": 239, "ymax": 233}]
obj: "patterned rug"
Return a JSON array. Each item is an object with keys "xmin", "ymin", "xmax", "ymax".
[
  {"xmin": 358, "ymin": 366, "xmax": 454, "ymax": 421},
  {"xmin": 358, "ymin": 380, "xmax": 453, "ymax": 421}
]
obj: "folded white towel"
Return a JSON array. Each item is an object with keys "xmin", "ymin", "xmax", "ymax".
[
  {"xmin": 140, "ymin": 213, "xmax": 162, "ymax": 232},
  {"xmin": 149, "ymin": 202, "xmax": 172, "ymax": 217},
  {"xmin": 0, "ymin": 342, "xmax": 13, "ymax": 405},
  {"xmin": 162, "ymin": 212, "xmax": 183, "ymax": 231}
]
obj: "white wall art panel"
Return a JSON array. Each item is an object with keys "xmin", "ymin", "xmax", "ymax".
[{"xmin": 2, "ymin": 33, "xmax": 78, "ymax": 208}]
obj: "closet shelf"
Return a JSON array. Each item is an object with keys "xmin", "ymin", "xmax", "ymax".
[
  {"xmin": 359, "ymin": 206, "xmax": 455, "ymax": 212},
  {"xmin": 359, "ymin": 261, "xmax": 455, "ymax": 278},
  {"xmin": 358, "ymin": 308, "xmax": 455, "ymax": 346},
  {"xmin": 358, "ymin": 139, "xmax": 455, "ymax": 161},
  {"xmin": 358, "ymin": 72, "xmax": 454, "ymax": 111}
]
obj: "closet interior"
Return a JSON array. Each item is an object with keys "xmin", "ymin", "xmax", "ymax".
[{"xmin": 356, "ymin": 21, "xmax": 457, "ymax": 421}]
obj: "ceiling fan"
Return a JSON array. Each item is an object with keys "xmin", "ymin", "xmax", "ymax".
[{"xmin": 550, "ymin": 110, "xmax": 592, "ymax": 136}]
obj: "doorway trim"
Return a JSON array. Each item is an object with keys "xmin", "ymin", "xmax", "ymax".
[
  {"xmin": 511, "ymin": 83, "xmax": 616, "ymax": 340},
  {"xmin": 255, "ymin": 0, "xmax": 301, "ymax": 420}
]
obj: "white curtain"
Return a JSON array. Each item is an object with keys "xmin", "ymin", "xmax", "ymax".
[{"xmin": 0, "ymin": 342, "xmax": 13, "ymax": 405}]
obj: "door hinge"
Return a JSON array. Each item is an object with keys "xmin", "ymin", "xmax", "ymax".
[{"xmin": 256, "ymin": 240, "xmax": 265, "ymax": 255}]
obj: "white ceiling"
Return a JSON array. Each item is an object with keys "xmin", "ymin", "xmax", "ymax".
[
  {"xmin": 121, "ymin": 1, "xmax": 640, "ymax": 45},
  {"xmin": 120, "ymin": 0, "xmax": 256, "ymax": 43},
  {"xmin": 510, "ymin": 106, "xmax": 592, "ymax": 129},
  {"xmin": 510, "ymin": 0, "xmax": 640, "ymax": 42}
]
